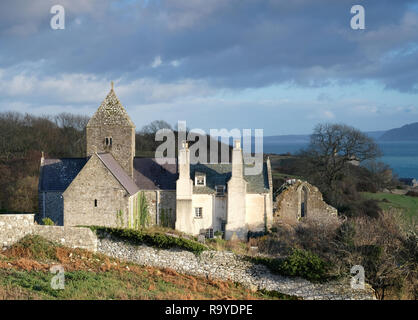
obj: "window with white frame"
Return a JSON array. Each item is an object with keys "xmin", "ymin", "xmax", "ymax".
[
  {"xmin": 194, "ymin": 207, "xmax": 203, "ymax": 218},
  {"xmin": 195, "ymin": 175, "xmax": 205, "ymax": 186},
  {"xmin": 205, "ymin": 228, "xmax": 214, "ymax": 239},
  {"xmin": 215, "ymin": 185, "xmax": 225, "ymax": 196}
]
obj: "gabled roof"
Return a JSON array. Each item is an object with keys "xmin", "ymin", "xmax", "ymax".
[
  {"xmin": 87, "ymin": 88, "xmax": 135, "ymax": 128},
  {"xmin": 133, "ymin": 158, "xmax": 178, "ymax": 190},
  {"xmin": 96, "ymin": 153, "xmax": 139, "ymax": 195},
  {"xmin": 190, "ymin": 162, "xmax": 269, "ymax": 194},
  {"xmin": 39, "ymin": 158, "xmax": 88, "ymax": 192}
]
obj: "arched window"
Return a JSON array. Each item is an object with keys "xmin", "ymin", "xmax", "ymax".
[{"xmin": 300, "ymin": 186, "xmax": 308, "ymax": 219}]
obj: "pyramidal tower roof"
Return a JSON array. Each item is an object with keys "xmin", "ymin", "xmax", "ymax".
[{"xmin": 87, "ymin": 82, "xmax": 135, "ymax": 128}]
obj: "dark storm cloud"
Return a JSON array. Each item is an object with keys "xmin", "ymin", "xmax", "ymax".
[{"xmin": 0, "ymin": 0, "xmax": 417, "ymax": 92}]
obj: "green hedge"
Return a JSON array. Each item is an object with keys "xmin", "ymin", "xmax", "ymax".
[
  {"xmin": 249, "ymin": 248, "xmax": 329, "ymax": 282},
  {"xmin": 89, "ymin": 226, "xmax": 207, "ymax": 255}
]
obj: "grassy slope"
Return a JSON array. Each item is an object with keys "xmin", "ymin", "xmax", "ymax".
[
  {"xmin": 362, "ymin": 192, "xmax": 418, "ymax": 221},
  {"xmin": 0, "ymin": 235, "xmax": 284, "ymax": 300}
]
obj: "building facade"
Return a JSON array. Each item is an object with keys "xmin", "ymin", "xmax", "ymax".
[{"xmin": 38, "ymin": 86, "xmax": 273, "ymax": 240}]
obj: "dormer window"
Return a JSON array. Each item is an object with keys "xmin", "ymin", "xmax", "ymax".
[
  {"xmin": 215, "ymin": 185, "xmax": 225, "ymax": 196},
  {"xmin": 195, "ymin": 173, "xmax": 206, "ymax": 186},
  {"xmin": 105, "ymin": 137, "xmax": 112, "ymax": 147}
]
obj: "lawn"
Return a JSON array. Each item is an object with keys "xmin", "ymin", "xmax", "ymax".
[{"xmin": 362, "ymin": 192, "xmax": 418, "ymax": 221}]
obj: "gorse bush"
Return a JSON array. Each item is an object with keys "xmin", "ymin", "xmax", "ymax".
[
  {"xmin": 279, "ymin": 248, "xmax": 328, "ymax": 282},
  {"xmin": 249, "ymin": 248, "xmax": 329, "ymax": 282},
  {"xmin": 90, "ymin": 226, "xmax": 207, "ymax": 255}
]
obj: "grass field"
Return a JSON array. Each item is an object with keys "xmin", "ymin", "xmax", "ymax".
[
  {"xmin": 0, "ymin": 235, "xmax": 288, "ymax": 300},
  {"xmin": 362, "ymin": 192, "xmax": 418, "ymax": 221}
]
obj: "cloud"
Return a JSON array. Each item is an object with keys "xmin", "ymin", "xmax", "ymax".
[
  {"xmin": 151, "ymin": 56, "xmax": 162, "ymax": 68},
  {"xmin": 0, "ymin": 0, "xmax": 417, "ymax": 134}
]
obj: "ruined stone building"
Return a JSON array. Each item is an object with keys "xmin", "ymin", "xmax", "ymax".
[
  {"xmin": 274, "ymin": 179, "xmax": 338, "ymax": 226},
  {"xmin": 38, "ymin": 86, "xmax": 273, "ymax": 240}
]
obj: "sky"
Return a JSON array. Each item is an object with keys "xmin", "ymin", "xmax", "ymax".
[{"xmin": 0, "ymin": 0, "xmax": 417, "ymax": 136}]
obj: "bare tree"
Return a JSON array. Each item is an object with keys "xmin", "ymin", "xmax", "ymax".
[{"xmin": 302, "ymin": 123, "xmax": 381, "ymax": 190}]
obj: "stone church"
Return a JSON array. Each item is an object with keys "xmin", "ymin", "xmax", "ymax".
[{"xmin": 38, "ymin": 85, "xmax": 273, "ymax": 240}]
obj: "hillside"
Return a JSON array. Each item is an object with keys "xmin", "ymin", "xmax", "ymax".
[
  {"xmin": 379, "ymin": 122, "xmax": 418, "ymax": 141},
  {"xmin": 0, "ymin": 235, "xmax": 281, "ymax": 300}
]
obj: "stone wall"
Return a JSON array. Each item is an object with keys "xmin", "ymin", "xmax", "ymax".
[
  {"xmin": 97, "ymin": 236, "xmax": 376, "ymax": 300},
  {"xmin": 32, "ymin": 225, "xmax": 97, "ymax": 252},
  {"xmin": 0, "ymin": 214, "xmax": 34, "ymax": 248},
  {"xmin": 0, "ymin": 214, "xmax": 97, "ymax": 252},
  {"xmin": 63, "ymin": 154, "xmax": 130, "ymax": 228},
  {"xmin": 275, "ymin": 180, "xmax": 339, "ymax": 226},
  {"xmin": 87, "ymin": 126, "xmax": 135, "ymax": 178}
]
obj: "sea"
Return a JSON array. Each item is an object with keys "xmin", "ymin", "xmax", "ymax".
[{"xmin": 264, "ymin": 141, "xmax": 418, "ymax": 180}]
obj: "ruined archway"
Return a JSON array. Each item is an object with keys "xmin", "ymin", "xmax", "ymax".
[{"xmin": 298, "ymin": 185, "xmax": 309, "ymax": 219}]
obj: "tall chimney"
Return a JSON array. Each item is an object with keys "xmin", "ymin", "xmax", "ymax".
[
  {"xmin": 179, "ymin": 141, "xmax": 190, "ymax": 180},
  {"xmin": 231, "ymin": 139, "xmax": 243, "ymax": 178},
  {"xmin": 225, "ymin": 139, "xmax": 247, "ymax": 241}
]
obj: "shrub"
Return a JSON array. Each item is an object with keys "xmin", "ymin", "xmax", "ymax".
[
  {"xmin": 335, "ymin": 221, "xmax": 356, "ymax": 249},
  {"xmin": 41, "ymin": 217, "xmax": 55, "ymax": 226},
  {"xmin": 278, "ymin": 249, "xmax": 328, "ymax": 282},
  {"xmin": 90, "ymin": 226, "xmax": 207, "ymax": 255},
  {"xmin": 249, "ymin": 248, "xmax": 329, "ymax": 282},
  {"xmin": 405, "ymin": 191, "xmax": 418, "ymax": 197}
]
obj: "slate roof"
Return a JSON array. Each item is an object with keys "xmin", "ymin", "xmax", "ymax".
[
  {"xmin": 133, "ymin": 158, "xmax": 178, "ymax": 190},
  {"xmin": 87, "ymin": 88, "xmax": 135, "ymax": 128},
  {"xmin": 39, "ymin": 158, "xmax": 88, "ymax": 192},
  {"xmin": 97, "ymin": 153, "xmax": 139, "ymax": 195},
  {"xmin": 39, "ymin": 156, "xmax": 270, "ymax": 195},
  {"xmin": 190, "ymin": 162, "xmax": 270, "ymax": 194}
]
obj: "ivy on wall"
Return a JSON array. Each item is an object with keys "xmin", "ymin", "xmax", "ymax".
[{"xmin": 135, "ymin": 191, "xmax": 150, "ymax": 229}]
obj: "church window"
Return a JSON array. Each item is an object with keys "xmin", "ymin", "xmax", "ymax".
[
  {"xmin": 94, "ymin": 199, "xmax": 98, "ymax": 207},
  {"xmin": 195, "ymin": 207, "xmax": 203, "ymax": 218},
  {"xmin": 105, "ymin": 137, "xmax": 112, "ymax": 146}
]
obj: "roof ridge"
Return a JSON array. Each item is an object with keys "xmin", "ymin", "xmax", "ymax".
[{"xmin": 96, "ymin": 153, "xmax": 139, "ymax": 195}]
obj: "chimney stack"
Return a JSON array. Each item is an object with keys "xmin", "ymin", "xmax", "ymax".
[
  {"xmin": 231, "ymin": 139, "xmax": 243, "ymax": 178},
  {"xmin": 179, "ymin": 140, "xmax": 190, "ymax": 180}
]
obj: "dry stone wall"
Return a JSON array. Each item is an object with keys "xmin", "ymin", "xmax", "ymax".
[
  {"xmin": 32, "ymin": 225, "xmax": 97, "ymax": 252},
  {"xmin": 97, "ymin": 235, "xmax": 376, "ymax": 300},
  {"xmin": 0, "ymin": 214, "xmax": 97, "ymax": 252},
  {"xmin": 0, "ymin": 214, "xmax": 34, "ymax": 248}
]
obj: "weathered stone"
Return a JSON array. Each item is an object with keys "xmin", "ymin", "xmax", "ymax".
[
  {"xmin": 275, "ymin": 180, "xmax": 339, "ymax": 226},
  {"xmin": 97, "ymin": 236, "xmax": 376, "ymax": 300}
]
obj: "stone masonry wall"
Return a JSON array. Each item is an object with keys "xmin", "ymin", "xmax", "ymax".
[
  {"xmin": 32, "ymin": 225, "xmax": 97, "ymax": 252},
  {"xmin": 97, "ymin": 235, "xmax": 376, "ymax": 300},
  {"xmin": 0, "ymin": 214, "xmax": 34, "ymax": 248},
  {"xmin": 63, "ymin": 154, "xmax": 130, "ymax": 228},
  {"xmin": 275, "ymin": 180, "xmax": 339, "ymax": 226},
  {"xmin": 0, "ymin": 214, "xmax": 97, "ymax": 252},
  {"xmin": 87, "ymin": 126, "xmax": 135, "ymax": 178}
]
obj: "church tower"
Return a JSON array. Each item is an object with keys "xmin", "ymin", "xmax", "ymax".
[{"xmin": 86, "ymin": 83, "xmax": 136, "ymax": 177}]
